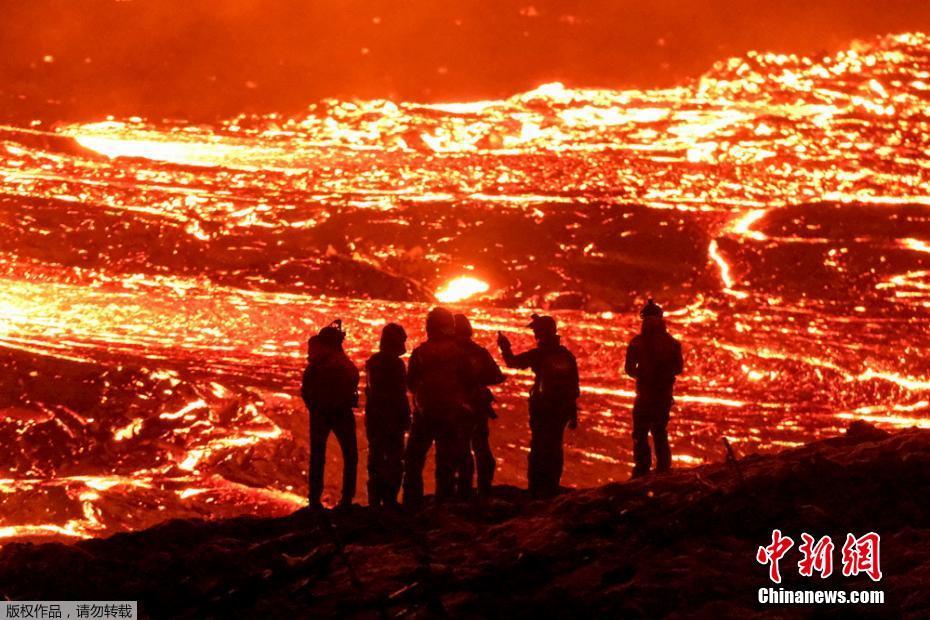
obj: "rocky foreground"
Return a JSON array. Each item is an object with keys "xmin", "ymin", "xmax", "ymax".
[{"xmin": 1, "ymin": 423, "xmax": 929, "ymax": 619}]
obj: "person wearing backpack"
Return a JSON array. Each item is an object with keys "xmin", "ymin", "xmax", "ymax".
[
  {"xmin": 301, "ymin": 320, "xmax": 360, "ymax": 510},
  {"xmin": 624, "ymin": 300, "xmax": 684, "ymax": 478},
  {"xmin": 403, "ymin": 307, "xmax": 474, "ymax": 506},
  {"xmin": 497, "ymin": 314, "xmax": 580, "ymax": 498},
  {"xmin": 454, "ymin": 313, "xmax": 505, "ymax": 500},
  {"xmin": 364, "ymin": 323, "xmax": 410, "ymax": 508}
]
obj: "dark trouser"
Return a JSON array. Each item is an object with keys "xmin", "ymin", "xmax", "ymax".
[
  {"xmin": 528, "ymin": 400, "xmax": 570, "ymax": 498},
  {"xmin": 309, "ymin": 408, "xmax": 358, "ymax": 506},
  {"xmin": 463, "ymin": 415, "xmax": 495, "ymax": 497},
  {"xmin": 366, "ymin": 428, "xmax": 405, "ymax": 507},
  {"xmin": 403, "ymin": 408, "xmax": 470, "ymax": 506},
  {"xmin": 402, "ymin": 412, "xmax": 434, "ymax": 506},
  {"xmin": 631, "ymin": 395, "xmax": 672, "ymax": 477}
]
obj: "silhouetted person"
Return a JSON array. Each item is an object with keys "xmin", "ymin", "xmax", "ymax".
[
  {"xmin": 498, "ymin": 314, "xmax": 580, "ymax": 498},
  {"xmin": 403, "ymin": 307, "xmax": 473, "ymax": 506},
  {"xmin": 301, "ymin": 320, "xmax": 360, "ymax": 510},
  {"xmin": 364, "ymin": 323, "xmax": 410, "ymax": 508},
  {"xmin": 624, "ymin": 300, "xmax": 683, "ymax": 478},
  {"xmin": 454, "ymin": 313, "xmax": 505, "ymax": 499}
]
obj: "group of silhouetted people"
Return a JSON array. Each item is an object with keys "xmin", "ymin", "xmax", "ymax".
[{"xmin": 300, "ymin": 300, "xmax": 683, "ymax": 510}]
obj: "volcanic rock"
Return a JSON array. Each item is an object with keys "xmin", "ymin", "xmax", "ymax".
[{"xmin": 0, "ymin": 424, "xmax": 927, "ymax": 618}]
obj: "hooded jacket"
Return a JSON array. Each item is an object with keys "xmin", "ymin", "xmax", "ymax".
[
  {"xmin": 302, "ymin": 345, "xmax": 360, "ymax": 413},
  {"xmin": 407, "ymin": 335, "xmax": 472, "ymax": 415},
  {"xmin": 365, "ymin": 350, "xmax": 410, "ymax": 431},
  {"xmin": 624, "ymin": 316, "xmax": 683, "ymax": 400},
  {"xmin": 501, "ymin": 335, "xmax": 580, "ymax": 405}
]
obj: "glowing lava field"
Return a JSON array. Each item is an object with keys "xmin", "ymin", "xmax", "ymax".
[{"xmin": 1, "ymin": 33, "xmax": 929, "ymax": 542}]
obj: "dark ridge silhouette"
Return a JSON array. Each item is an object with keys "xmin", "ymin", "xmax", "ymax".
[{"xmin": 0, "ymin": 423, "xmax": 922, "ymax": 617}]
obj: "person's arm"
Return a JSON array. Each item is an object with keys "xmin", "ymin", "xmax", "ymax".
[
  {"xmin": 391, "ymin": 358, "xmax": 410, "ymax": 404},
  {"xmin": 568, "ymin": 351, "xmax": 581, "ymax": 401},
  {"xmin": 673, "ymin": 340, "xmax": 684, "ymax": 376},
  {"xmin": 503, "ymin": 349, "xmax": 536, "ymax": 369},
  {"xmin": 364, "ymin": 359, "xmax": 374, "ymax": 401},
  {"xmin": 407, "ymin": 349, "xmax": 421, "ymax": 394},
  {"xmin": 624, "ymin": 339, "xmax": 639, "ymax": 378},
  {"xmin": 349, "ymin": 360, "xmax": 361, "ymax": 408},
  {"xmin": 350, "ymin": 362, "xmax": 360, "ymax": 391},
  {"xmin": 480, "ymin": 348, "xmax": 506, "ymax": 386},
  {"xmin": 300, "ymin": 365, "xmax": 315, "ymax": 409},
  {"xmin": 568, "ymin": 351, "xmax": 581, "ymax": 429},
  {"xmin": 497, "ymin": 332, "xmax": 535, "ymax": 369},
  {"xmin": 396, "ymin": 358, "xmax": 411, "ymax": 419}
]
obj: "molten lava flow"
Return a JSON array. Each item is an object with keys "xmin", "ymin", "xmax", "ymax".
[
  {"xmin": 1, "ymin": 32, "xmax": 930, "ymax": 542},
  {"xmin": 435, "ymin": 276, "xmax": 490, "ymax": 303}
]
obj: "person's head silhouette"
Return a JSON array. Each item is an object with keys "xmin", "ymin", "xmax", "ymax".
[
  {"xmin": 640, "ymin": 299, "xmax": 663, "ymax": 320},
  {"xmin": 379, "ymin": 322, "xmax": 407, "ymax": 356},
  {"xmin": 453, "ymin": 313, "xmax": 473, "ymax": 340},
  {"xmin": 528, "ymin": 313, "xmax": 558, "ymax": 344},
  {"xmin": 425, "ymin": 307, "xmax": 455, "ymax": 339},
  {"xmin": 317, "ymin": 319, "xmax": 347, "ymax": 349}
]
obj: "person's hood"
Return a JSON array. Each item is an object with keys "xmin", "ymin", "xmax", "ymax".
[
  {"xmin": 426, "ymin": 307, "xmax": 456, "ymax": 340},
  {"xmin": 307, "ymin": 335, "xmax": 326, "ymax": 363},
  {"xmin": 379, "ymin": 341, "xmax": 406, "ymax": 356},
  {"xmin": 641, "ymin": 315, "xmax": 667, "ymax": 336},
  {"xmin": 307, "ymin": 347, "xmax": 335, "ymax": 368},
  {"xmin": 379, "ymin": 322, "xmax": 407, "ymax": 356},
  {"xmin": 453, "ymin": 313, "xmax": 473, "ymax": 339}
]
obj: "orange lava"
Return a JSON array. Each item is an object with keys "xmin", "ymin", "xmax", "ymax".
[{"xmin": 1, "ymin": 32, "xmax": 930, "ymax": 542}]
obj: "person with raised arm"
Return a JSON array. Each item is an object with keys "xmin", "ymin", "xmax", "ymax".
[{"xmin": 497, "ymin": 314, "xmax": 579, "ymax": 498}]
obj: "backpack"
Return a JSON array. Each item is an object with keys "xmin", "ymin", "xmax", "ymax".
[
  {"xmin": 636, "ymin": 334, "xmax": 680, "ymax": 395},
  {"xmin": 304, "ymin": 352, "xmax": 359, "ymax": 411},
  {"xmin": 536, "ymin": 346, "xmax": 578, "ymax": 402}
]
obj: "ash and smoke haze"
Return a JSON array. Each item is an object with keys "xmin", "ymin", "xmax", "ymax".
[{"xmin": 3, "ymin": 0, "xmax": 930, "ymax": 120}]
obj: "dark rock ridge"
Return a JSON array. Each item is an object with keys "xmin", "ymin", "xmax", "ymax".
[{"xmin": 1, "ymin": 422, "xmax": 928, "ymax": 619}]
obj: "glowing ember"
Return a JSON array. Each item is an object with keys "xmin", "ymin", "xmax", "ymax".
[{"xmin": 435, "ymin": 276, "xmax": 490, "ymax": 303}]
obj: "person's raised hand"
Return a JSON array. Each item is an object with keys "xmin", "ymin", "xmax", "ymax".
[{"xmin": 496, "ymin": 331, "xmax": 511, "ymax": 351}]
